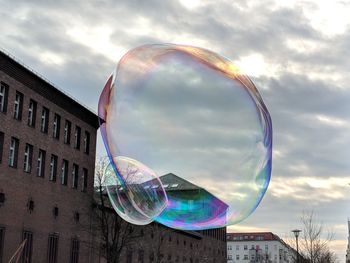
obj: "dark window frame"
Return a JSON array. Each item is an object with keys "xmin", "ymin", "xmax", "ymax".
[
  {"xmin": 47, "ymin": 233, "xmax": 59, "ymax": 263},
  {"xmin": 0, "ymin": 132, "xmax": 4, "ymax": 164},
  {"xmin": 21, "ymin": 230, "xmax": 33, "ymax": 263},
  {"xmin": 0, "ymin": 227, "xmax": 5, "ymax": 263},
  {"xmin": 70, "ymin": 238, "xmax": 80, "ymax": 263}
]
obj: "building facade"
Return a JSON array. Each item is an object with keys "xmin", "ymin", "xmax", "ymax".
[
  {"xmin": 95, "ymin": 173, "xmax": 227, "ymax": 263},
  {"xmin": 114, "ymin": 223, "xmax": 227, "ymax": 263},
  {"xmin": 227, "ymin": 232, "xmax": 296, "ymax": 263},
  {"xmin": 346, "ymin": 220, "xmax": 350, "ymax": 263},
  {"xmin": 0, "ymin": 50, "xmax": 99, "ymax": 262}
]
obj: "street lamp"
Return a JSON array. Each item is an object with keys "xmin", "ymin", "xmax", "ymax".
[{"xmin": 292, "ymin": 229, "xmax": 301, "ymax": 263}]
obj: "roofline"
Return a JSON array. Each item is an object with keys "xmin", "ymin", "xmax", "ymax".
[{"xmin": 0, "ymin": 47, "xmax": 100, "ymax": 129}]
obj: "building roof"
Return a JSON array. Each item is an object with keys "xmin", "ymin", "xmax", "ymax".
[
  {"xmin": 227, "ymin": 232, "xmax": 281, "ymax": 242},
  {"xmin": 159, "ymin": 173, "xmax": 202, "ymax": 191},
  {"xmin": 0, "ymin": 48, "xmax": 99, "ymax": 129}
]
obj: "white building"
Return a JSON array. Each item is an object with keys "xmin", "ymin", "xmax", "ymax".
[
  {"xmin": 346, "ymin": 220, "xmax": 350, "ymax": 263},
  {"xmin": 227, "ymin": 232, "xmax": 296, "ymax": 263}
]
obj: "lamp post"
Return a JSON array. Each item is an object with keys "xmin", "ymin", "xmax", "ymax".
[{"xmin": 292, "ymin": 229, "xmax": 301, "ymax": 263}]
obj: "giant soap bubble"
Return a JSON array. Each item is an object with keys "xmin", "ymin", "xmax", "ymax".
[{"xmin": 99, "ymin": 44, "xmax": 272, "ymax": 230}]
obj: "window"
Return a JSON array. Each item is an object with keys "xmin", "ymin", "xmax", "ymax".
[
  {"xmin": 0, "ymin": 82, "xmax": 8, "ymax": 113},
  {"xmin": 23, "ymin": 144, "xmax": 33, "ymax": 173},
  {"xmin": 41, "ymin": 107, "xmax": 49, "ymax": 133},
  {"xmin": 149, "ymin": 251, "xmax": 154, "ymax": 262},
  {"xmin": 83, "ymin": 131, "xmax": 90, "ymax": 154},
  {"xmin": 53, "ymin": 114, "xmax": 61, "ymax": 139},
  {"xmin": 236, "ymin": 255, "xmax": 240, "ymax": 260},
  {"xmin": 228, "ymin": 255, "xmax": 232, "ymax": 260},
  {"xmin": 27, "ymin": 99, "xmax": 37, "ymax": 127},
  {"xmin": 0, "ymin": 227, "xmax": 4, "ymax": 263},
  {"xmin": 244, "ymin": 254, "xmax": 248, "ymax": 260},
  {"xmin": 61, "ymin": 160, "xmax": 68, "ymax": 185},
  {"xmin": 236, "ymin": 245, "xmax": 239, "ymax": 250},
  {"xmin": 82, "ymin": 168, "xmax": 88, "ymax": 192},
  {"xmin": 8, "ymin": 137, "xmax": 19, "ymax": 168},
  {"xmin": 0, "ymin": 132, "xmax": 4, "ymax": 163},
  {"xmin": 126, "ymin": 250, "xmax": 132, "ymax": 263},
  {"xmin": 228, "ymin": 245, "xmax": 232, "ymax": 250},
  {"xmin": 22, "ymin": 230, "xmax": 33, "ymax": 263},
  {"xmin": 252, "ymin": 245, "xmax": 255, "ymax": 249},
  {"xmin": 70, "ymin": 238, "xmax": 79, "ymax": 263},
  {"xmin": 49, "ymin": 155, "xmax": 58, "ymax": 181},
  {"xmin": 138, "ymin": 250, "xmax": 144, "ymax": 263},
  {"xmin": 13, "ymin": 91, "xmax": 23, "ymax": 120},
  {"xmin": 47, "ymin": 234, "xmax": 59, "ymax": 263},
  {"xmin": 37, "ymin": 149, "xmax": 46, "ymax": 177},
  {"xmin": 74, "ymin": 126, "xmax": 81, "ymax": 150},
  {"xmin": 72, "ymin": 164, "xmax": 79, "ymax": 189},
  {"xmin": 64, "ymin": 120, "xmax": 71, "ymax": 144},
  {"xmin": 244, "ymin": 245, "xmax": 248, "ymax": 250},
  {"xmin": 265, "ymin": 244, "xmax": 268, "ymax": 251}
]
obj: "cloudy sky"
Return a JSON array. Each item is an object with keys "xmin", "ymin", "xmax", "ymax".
[{"xmin": 1, "ymin": 0, "xmax": 349, "ymax": 260}]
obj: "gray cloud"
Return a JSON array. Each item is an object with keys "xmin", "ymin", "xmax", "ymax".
[{"xmin": 0, "ymin": 0, "xmax": 349, "ymax": 259}]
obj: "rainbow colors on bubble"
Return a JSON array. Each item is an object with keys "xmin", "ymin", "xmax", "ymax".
[{"xmin": 98, "ymin": 44, "xmax": 272, "ymax": 230}]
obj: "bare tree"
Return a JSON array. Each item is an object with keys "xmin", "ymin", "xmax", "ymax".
[
  {"xmin": 92, "ymin": 157, "xmax": 142, "ymax": 263},
  {"xmin": 296, "ymin": 211, "xmax": 337, "ymax": 263}
]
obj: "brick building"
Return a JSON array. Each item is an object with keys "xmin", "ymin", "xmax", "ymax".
[
  {"xmin": 0, "ymin": 49, "xmax": 99, "ymax": 262},
  {"xmin": 96, "ymin": 172, "xmax": 227, "ymax": 263},
  {"xmin": 0, "ymin": 49, "xmax": 227, "ymax": 263}
]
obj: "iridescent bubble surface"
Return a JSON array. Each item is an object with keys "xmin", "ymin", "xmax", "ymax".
[
  {"xmin": 101, "ymin": 156, "xmax": 168, "ymax": 225},
  {"xmin": 98, "ymin": 44, "xmax": 272, "ymax": 230}
]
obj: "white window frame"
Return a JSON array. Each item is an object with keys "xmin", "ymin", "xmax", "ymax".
[
  {"xmin": 49, "ymin": 155, "xmax": 57, "ymax": 181},
  {"xmin": 74, "ymin": 126, "xmax": 81, "ymax": 149},
  {"xmin": 82, "ymin": 168, "xmax": 88, "ymax": 192},
  {"xmin": 24, "ymin": 144, "xmax": 32, "ymax": 172},
  {"xmin": 0, "ymin": 84, "xmax": 5, "ymax": 112},
  {"xmin": 41, "ymin": 108, "xmax": 48, "ymax": 132},
  {"xmin": 37, "ymin": 150, "xmax": 44, "ymax": 177},
  {"xmin": 61, "ymin": 160, "xmax": 68, "ymax": 185},
  {"xmin": 8, "ymin": 138, "xmax": 17, "ymax": 167},
  {"xmin": 53, "ymin": 114, "xmax": 60, "ymax": 139},
  {"xmin": 14, "ymin": 92, "xmax": 21, "ymax": 119},
  {"xmin": 28, "ymin": 100, "xmax": 34, "ymax": 126},
  {"xmin": 72, "ymin": 164, "xmax": 78, "ymax": 189},
  {"xmin": 64, "ymin": 120, "xmax": 70, "ymax": 144}
]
